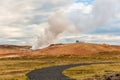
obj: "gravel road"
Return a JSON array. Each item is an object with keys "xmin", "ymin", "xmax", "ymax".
[{"xmin": 26, "ymin": 62, "xmax": 118, "ymax": 80}]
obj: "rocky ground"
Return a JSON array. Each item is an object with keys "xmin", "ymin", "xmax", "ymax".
[{"xmin": 105, "ymin": 74, "xmax": 120, "ymax": 80}]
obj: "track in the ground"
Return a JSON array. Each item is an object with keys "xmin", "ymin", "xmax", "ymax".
[{"xmin": 26, "ymin": 62, "xmax": 119, "ymax": 80}]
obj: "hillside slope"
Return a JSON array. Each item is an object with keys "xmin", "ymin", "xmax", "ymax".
[
  {"xmin": 0, "ymin": 43, "xmax": 120, "ymax": 58},
  {"xmin": 0, "ymin": 45, "xmax": 31, "ymax": 58},
  {"xmin": 27, "ymin": 43, "xmax": 120, "ymax": 57}
]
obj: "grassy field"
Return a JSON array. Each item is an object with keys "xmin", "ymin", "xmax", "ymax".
[
  {"xmin": 64, "ymin": 63, "xmax": 120, "ymax": 80},
  {"xmin": 0, "ymin": 51, "xmax": 120, "ymax": 80}
]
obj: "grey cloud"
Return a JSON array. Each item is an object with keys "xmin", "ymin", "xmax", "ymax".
[{"xmin": 0, "ymin": 0, "xmax": 120, "ymax": 46}]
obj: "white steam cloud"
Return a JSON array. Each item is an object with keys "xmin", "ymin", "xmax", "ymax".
[
  {"xmin": 32, "ymin": 0, "xmax": 120, "ymax": 50},
  {"xmin": 32, "ymin": 11, "xmax": 77, "ymax": 49}
]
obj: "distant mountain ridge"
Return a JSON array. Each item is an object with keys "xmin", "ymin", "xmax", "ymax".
[
  {"xmin": 0, "ymin": 45, "xmax": 31, "ymax": 58},
  {"xmin": 0, "ymin": 45, "xmax": 31, "ymax": 49}
]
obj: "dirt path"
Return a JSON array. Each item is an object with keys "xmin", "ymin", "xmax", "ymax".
[{"xmin": 26, "ymin": 62, "xmax": 119, "ymax": 80}]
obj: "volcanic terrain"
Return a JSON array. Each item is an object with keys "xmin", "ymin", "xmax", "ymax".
[{"xmin": 0, "ymin": 43, "xmax": 120, "ymax": 58}]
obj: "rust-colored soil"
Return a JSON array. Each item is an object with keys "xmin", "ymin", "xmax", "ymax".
[
  {"xmin": 0, "ymin": 43, "xmax": 120, "ymax": 58},
  {"xmin": 0, "ymin": 45, "xmax": 31, "ymax": 58},
  {"xmin": 27, "ymin": 43, "xmax": 120, "ymax": 57}
]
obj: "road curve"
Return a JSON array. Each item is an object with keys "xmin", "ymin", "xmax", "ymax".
[{"xmin": 26, "ymin": 62, "xmax": 118, "ymax": 80}]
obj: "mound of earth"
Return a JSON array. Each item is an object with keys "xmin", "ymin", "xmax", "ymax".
[
  {"xmin": 27, "ymin": 43, "xmax": 120, "ymax": 57},
  {"xmin": 0, "ymin": 45, "xmax": 31, "ymax": 58},
  {"xmin": 0, "ymin": 43, "xmax": 120, "ymax": 58}
]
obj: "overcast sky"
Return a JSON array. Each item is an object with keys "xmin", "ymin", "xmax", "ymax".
[{"xmin": 0, "ymin": 0, "xmax": 120, "ymax": 46}]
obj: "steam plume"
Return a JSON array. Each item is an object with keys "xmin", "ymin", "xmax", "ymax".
[
  {"xmin": 32, "ymin": 11, "xmax": 77, "ymax": 49},
  {"xmin": 32, "ymin": 0, "xmax": 120, "ymax": 50}
]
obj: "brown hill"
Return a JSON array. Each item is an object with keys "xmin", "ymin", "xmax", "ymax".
[
  {"xmin": 0, "ymin": 45, "xmax": 31, "ymax": 58},
  {"xmin": 0, "ymin": 43, "xmax": 120, "ymax": 58},
  {"xmin": 26, "ymin": 43, "xmax": 120, "ymax": 57}
]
